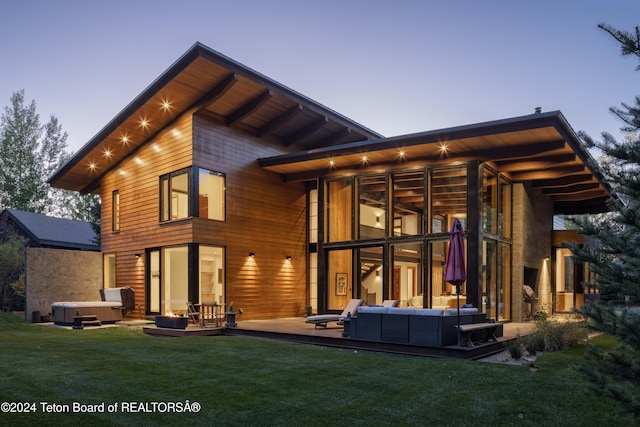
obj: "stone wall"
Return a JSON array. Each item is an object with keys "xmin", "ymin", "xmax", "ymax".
[
  {"xmin": 512, "ymin": 182, "xmax": 553, "ymax": 321},
  {"xmin": 25, "ymin": 247, "xmax": 102, "ymax": 322}
]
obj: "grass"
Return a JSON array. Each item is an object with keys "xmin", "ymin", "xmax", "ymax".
[{"xmin": 0, "ymin": 313, "xmax": 633, "ymax": 426}]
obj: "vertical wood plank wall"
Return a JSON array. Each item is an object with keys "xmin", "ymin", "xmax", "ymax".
[
  {"xmin": 192, "ymin": 115, "xmax": 307, "ymax": 320},
  {"xmin": 100, "ymin": 110, "xmax": 307, "ymax": 320}
]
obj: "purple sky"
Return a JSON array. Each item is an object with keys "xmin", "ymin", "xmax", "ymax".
[{"xmin": 1, "ymin": 1, "xmax": 639, "ymax": 154}]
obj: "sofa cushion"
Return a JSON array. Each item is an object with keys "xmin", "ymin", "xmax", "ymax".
[
  {"xmin": 358, "ymin": 306, "xmax": 389, "ymax": 314},
  {"xmin": 388, "ymin": 307, "xmax": 416, "ymax": 315},
  {"xmin": 414, "ymin": 308, "xmax": 444, "ymax": 316}
]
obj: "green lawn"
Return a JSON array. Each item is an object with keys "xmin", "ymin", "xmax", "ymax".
[{"xmin": 0, "ymin": 313, "xmax": 632, "ymax": 426}]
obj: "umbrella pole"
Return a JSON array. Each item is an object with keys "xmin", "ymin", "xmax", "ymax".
[{"xmin": 456, "ymin": 284, "xmax": 461, "ymax": 346}]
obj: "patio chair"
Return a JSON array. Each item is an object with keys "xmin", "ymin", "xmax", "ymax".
[
  {"xmin": 186, "ymin": 302, "xmax": 200, "ymax": 324},
  {"xmin": 305, "ymin": 299, "xmax": 363, "ymax": 328}
]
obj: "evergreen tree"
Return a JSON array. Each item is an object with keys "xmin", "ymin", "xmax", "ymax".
[{"xmin": 569, "ymin": 24, "xmax": 640, "ymax": 417}]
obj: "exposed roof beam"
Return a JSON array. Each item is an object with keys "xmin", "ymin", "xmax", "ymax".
[
  {"xmin": 194, "ymin": 73, "xmax": 238, "ymax": 114},
  {"xmin": 532, "ymin": 173, "xmax": 595, "ymax": 188},
  {"xmin": 227, "ymin": 89, "xmax": 273, "ymax": 126},
  {"xmin": 510, "ymin": 165, "xmax": 586, "ymax": 181},
  {"xmin": 283, "ymin": 116, "xmax": 328, "ymax": 146},
  {"xmin": 257, "ymin": 104, "xmax": 303, "ymax": 136},
  {"xmin": 474, "ymin": 140, "xmax": 567, "ymax": 162},
  {"xmin": 306, "ymin": 127, "xmax": 352, "ymax": 150},
  {"xmin": 494, "ymin": 153, "xmax": 577, "ymax": 172},
  {"xmin": 552, "ymin": 190, "xmax": 610, "ymax": 201},
  {"xmin": 542, "ymin": 183, "xmax": 601, "ymax": 195}
]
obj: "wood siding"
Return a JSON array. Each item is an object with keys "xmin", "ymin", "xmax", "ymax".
[
  {"xmin": 100, "ymin": 112, "xmax": 194, "ymax": 313},
  {"xmin": 192, "ymin": 115, "xmax": 307, "ymax": 320},
  {"xmin": 100, "ymin": 110, "xmax": 307, "ymax": 320}
]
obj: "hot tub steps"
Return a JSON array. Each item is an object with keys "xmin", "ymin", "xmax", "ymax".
[{"xmin": 73, "ymin": 314, "xmax": 102, "ymax": 329}]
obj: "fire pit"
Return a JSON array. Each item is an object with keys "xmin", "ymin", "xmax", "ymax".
[{"xmin": 155, "ymin": 315, "xmax": 188, "ymax": 329}]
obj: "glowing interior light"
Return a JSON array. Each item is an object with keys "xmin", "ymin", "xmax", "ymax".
[
  {"xmin": 121, "ymin": 135, "xmax": 129, "ymax": 144},
  {"xmin": 161, "ymin": 100, "xmax": 171, "ymax": 110},
  {"xmin": 398, "ymin": 149, "xmax": 406, "ymax": 159},
  {"xmin": 89, "ymin": 162, "xmax": 96, "ymax": 170},
  {"xmin": 439, "ymin": 142, "xmax": 448, "ymax": 153},
  {"xmin": 140, "ymin": 118, "xmax": 149, "ymax": 128},
  {"xmin": 329, "ymin": 159, "xmax": 335, "ymax": 167},
  {"xmin": 104, "ymin": 149, "xmax": 112, "ymax": 158},
  {"xmin": 361, "ymin": 154, "xmax": 368, "ymax": 163}
]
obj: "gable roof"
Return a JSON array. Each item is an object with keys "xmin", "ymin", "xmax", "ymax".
[
  {"xmin": 260, "ymin": 110, "xmax": 611, "ymax": 215},
  {"xmin": 48, "ymin": 42, "xmax": 382, "ymax": 193},
  {"xmin": 2, "ymin": 209, "xmax": 99, "ymax": 251}
]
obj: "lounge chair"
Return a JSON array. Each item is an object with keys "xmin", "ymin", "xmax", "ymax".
[
  {"xmin": 305, "ymin": 299, "xmax": 363, "ymax": 328},
  {"xmin": 382, "ymin": 300, "xmax": 399, "ymax": 307}
]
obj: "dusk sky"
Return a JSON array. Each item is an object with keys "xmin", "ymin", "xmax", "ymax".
[{"xmin": 1, "ymin": 1, "xmax": 639, "ymax": 154}]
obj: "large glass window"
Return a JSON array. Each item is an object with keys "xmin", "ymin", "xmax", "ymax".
[
  {"xmin": 430, "ymin": 166, "xmax": 467, "ymax": 229},
  {"xmin": 392, "ymin": 171, "xmax": 424, "ymax": 236},
  {"xmin": 326, "ymin": 178, "xmax": 353, "ymax": 242},
  {"xmin": 554, "ymin": 247, "xmax": 586, "ymax": 312},
  {"xmin": 328, "ymin": 249, "xmax": 353, "ymax": 310},
  {"xmin": 309, "ymin": 189, "xmax": 318, "ymax": 244},
  {"xmin": 103, "ymin": 253, "xmax": 116, "ymax": 288},
  {"xmin": 199, "ymin": 245, "xmax": 225, "ymax": 304},
  {"xmin": 482, "ymin": 239, "xmax": 497, "ymax": 318},
  {"xmin": 160, "ymin": 167, "xmax": 225, "ymax": 222},
  {"xmin": 359, "ymin": 174, "xmax": 386, "ymax": 239},
  {"xmin": 498, "ymin": 176, "xmax": 512, "ymax": 238},
  {"xmin": 198, "ymin": 169, "xmax": 225, "ymax": 221},
  {"xmin": 161, "ymin": 169, "xmax": 190, "ymax": 221},
  {"xmin": 497, "ymin": 242, "xmax": 511, "ymax": 320},
  {"xmin": 359, "ymin": 246, "xmax": 384, "ymax": 305},
  {"xmin": 483, "ymin": 238, "xmax": 511, "ymax": 321},
  {"xmin": 393, "ymin": 242, "xmax": 423, "ymax": 307},
  {"xmin": 483, "ymin": 169, "xmax": 498, "ymax": 234},
  {"xmin": 163, "ymin": 246, "xmax": 189, "ymax": 314}
]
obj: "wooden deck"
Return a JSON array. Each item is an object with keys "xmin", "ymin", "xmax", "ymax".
[
  {"xmin": 140, "ymin": 316, "xmax": 537, "ymax": 359},
  {"xmin": 223, "ymin": 317, "xmax": 537, "ymax": 360}
]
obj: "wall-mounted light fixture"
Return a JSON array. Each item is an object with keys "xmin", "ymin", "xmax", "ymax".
[
  {"xmin": 286, "ymin": 256, "xmax": 292, "ymax": 261},
  {"xmin": 135, "ymin": 253, "xmax": 141, "ymax": 258},
  {"xmin": 249, "ymin": 252, "xmax": 255, "ymax": 257},
  {"xmin": 376, "ymin": 215, "xmax": 381, "ymax": 223}
]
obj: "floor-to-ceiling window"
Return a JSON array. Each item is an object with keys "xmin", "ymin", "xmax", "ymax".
[
  {"xmin": 482, "ymin": 166, "xmax": 512, "ymax": 321},
  {"xmin": 554, "ymin": 247, "xmax": 586, "ymax": 312},
  {"xmin": 146, "ymin": 244, "xmax": 225, "ymax": 315},
  {"xmin": 199, "ymin": 245, "xmax": 225, "ymax": 304}
]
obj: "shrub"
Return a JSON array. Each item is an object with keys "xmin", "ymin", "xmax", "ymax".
[{"xmin": 535, "ymin": 319, "xmax": 588, "ymax": 352}]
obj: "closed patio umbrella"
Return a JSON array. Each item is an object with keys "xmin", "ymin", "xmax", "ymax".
[{"xmin": 445, "ymin": 218, "xmax": 466, "ymax": 345}]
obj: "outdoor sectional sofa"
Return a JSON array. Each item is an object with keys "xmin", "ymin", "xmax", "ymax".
[
  {"xmin": 51, "ymin": 287, "xmax": 135, "ymax": 325},
  {"xmin": 345, "ymin": 306, "xmax": 503, "ymax": 347}
]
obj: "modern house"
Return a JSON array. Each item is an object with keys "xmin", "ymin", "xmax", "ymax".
[{"xmin": 49, "ymin": 42, "xmax": 610, "ymax": 322}]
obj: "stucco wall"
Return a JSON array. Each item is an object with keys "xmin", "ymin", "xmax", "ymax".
[
  {"xmin": 512, "ymin": 182, "xmax": 554, "ymax": 321},
  {"xmin": 25, "ymin": 247, "xmax": 102, "ymax": 322}
]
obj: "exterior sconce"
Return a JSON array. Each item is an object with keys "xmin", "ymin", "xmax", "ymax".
[
  {"xmin": 249, "ymin": 252, "xmax": 255, "ymax": 257},
  {"xmin": 135, "ymin": 253, "xmax": 141, "ymax": 258},
  {"xmin": 286, "ymin": 256, "xmax": 292, "ymax": 260},
  {"xmin": 376, "ymin": 215, "xmax": 380, "ymax": 223}
]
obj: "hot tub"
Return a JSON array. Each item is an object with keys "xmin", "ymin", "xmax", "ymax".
[{"xmin": 51, "ymin": 301, "xmax": 123, "ymax": 325}]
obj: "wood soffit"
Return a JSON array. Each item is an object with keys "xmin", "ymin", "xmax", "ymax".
[
  {"xmin": 47, "ymin": 42, "xmax": 610, "ymax": 215},
  {"xmin": 259, "ymin": 112, "xmax": 612, "ymax": 215},
  {"xmin": 48, "ymin": 42, "xmax": 382, "ymax": 193}
]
